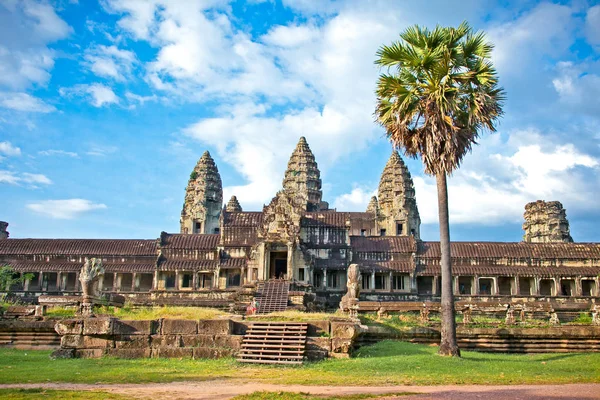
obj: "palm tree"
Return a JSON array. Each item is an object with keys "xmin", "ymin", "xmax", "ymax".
[{"xmin": 375, "ymin": 22, "xmax": 504, "ymax": 356}]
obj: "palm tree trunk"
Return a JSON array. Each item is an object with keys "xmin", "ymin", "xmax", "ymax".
[{"xmin": 436, "ymin": 173, "xmax": 460, "ymax": 357}]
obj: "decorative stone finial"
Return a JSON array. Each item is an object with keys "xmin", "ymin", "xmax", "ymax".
[
  {"xmin": 523, "ymin": 200, "xmax": 573, "ymax": 243},
  {"xmin": 226, "ymin": 195, "xmax": 243, "ymax": 212},
  {"xmin": 180, "ymin": 151, "xmax": 223, "ymax": 234},
  {"xmin": 0, "ymin": 221, "xmax": 8, "ymax": 240},
  {"xmin": 377, "ymin": 150, "xmax": 420, "ymax": 238},
  {"xmin": 282, "ymin": 137, "xmax": 323, "ymax": 211}
]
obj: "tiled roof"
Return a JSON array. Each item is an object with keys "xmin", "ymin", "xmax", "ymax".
[
  {"xmin": 0, "ymin": 239, "xmax": 157, "ymax": 256},
  {"xmin": 158, "ymin": 260, "xmax": 217, "ymax": 271},
  {"xmin": 357, "ymin": 260, "xmax": 414, "ymax": 272},
  {"xmin": 351, "ymin": 236, "xmax": 417, "ymax": 253},
  {"xmin": 419, "ymin": 241, "xmax": 600, "ymax": 259},
  {"xmin": 222, "ymin": 212, "xmax": 263, "ymax": 227},
  {"xmin": 221, "ymin": 227, "xmax": 258, "ymax": 246},
  {"xmin": 160, "ymin": 234, "xmax": 219, "ymax": 249},
  {"xmin": 418, "ymin": 264, "xmax": 600, "ymax": 277},
  {"xmin": 219, "ymin": 258, "xmax": 247, "ymax": 269}
]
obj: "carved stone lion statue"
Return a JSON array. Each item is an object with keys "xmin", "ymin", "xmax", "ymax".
[{"xmin": 339, "ymin": 264, "xmax": 361, "ymax": 313}]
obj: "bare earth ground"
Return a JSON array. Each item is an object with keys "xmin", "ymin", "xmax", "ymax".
[{"xmin": 1, "ymin": 381, "xmax": 598, "ymax": 399}]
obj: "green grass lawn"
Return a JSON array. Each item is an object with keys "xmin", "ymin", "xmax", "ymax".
[{"xmin": 1, "ymin": 341, "xmax": 599, "ymax": 386}]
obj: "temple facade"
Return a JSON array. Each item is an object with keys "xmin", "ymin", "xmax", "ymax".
[{"xmin": 1, "ymin": 137, "xmax": 599, "ymax": 306}]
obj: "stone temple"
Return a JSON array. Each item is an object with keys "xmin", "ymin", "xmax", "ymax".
[{"xmin": 1, "ymin": 137, "xmax": 599, "ymax": 308}]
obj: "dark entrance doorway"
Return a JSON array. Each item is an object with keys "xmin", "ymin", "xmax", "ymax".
[{"xmin": 269, "ymin": 251, "xmax": 288, "ymax": 279}]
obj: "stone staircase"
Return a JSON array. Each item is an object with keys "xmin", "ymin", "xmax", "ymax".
[
  {"xmin": 255, "ymin": 280, "xmax": 289, "ymax": 314},
  {"xmin": 0, "ymin": 330, "xmax": 61, "ymax": 349},
  {"xmin": 237, "ymin": 322, "xmax": 308, "ymax": 365}
]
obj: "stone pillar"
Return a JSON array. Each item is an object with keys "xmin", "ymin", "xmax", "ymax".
[
  {"xmin": 23, "ymin": 274, "xmax": 30, "ymax": 291},
  {"xmin": 433, "ymin": 276, "xmax": 440, "ymax": 296},
  {"xmin": 192, "ymin": 272, "xmax": 198, "ymax": 290},
  {"xmin": 132, "ymin": 273, "xmax": 137, "ymax": 292},
  {"xmin": 98, "ymin": 275, "xmax": 104, "ymax": 292},
  {"xmin": 175, "ymin": 270, "xmax": 180, "ymax": 290},
  {"xmin": 61, "ymin": 273, "xmax": 68, "ymax": 291},
  {"xmin": 40, "ymin": 271, "xmax": 45, "ymax": 291},
  {"xmin": 241, "ymin": 267, "xmax": 246, "ymax": 286},
  {"xmin": 534, "ymin": 278, "xmax": 541, "ymax": 295},
  {"xmin": 55, "ymin": 272, "xmax": 61, "ymax": 292},
  {"xmin": 492, "ymin": 277, "xmax": 499, "ymax": 296},
  {"xmin": 555, "ymin": 278, "xmax": 561, "ymax": 297},
  {"xmin": 474, "ymin": 275, "xmax": 480, "ymax": 295},
  {"xmin": 152, "ymin": 270, "xmax": 158, "ymax": 290},
  {"xmin": 575, "ymin": 277, "xmax": 583, "ymax": 297},
  {"xmin": 116, "ymin": 273, "xmax": 122, "ymax": 292},
  {"xmin": 323, "ymin": 269, "xmax": 328, "ymax": 290},
  {"xmin": 389, "ymin": 271, "xmax": 394, "ymax": 292},
  {"xmin": 371, "ymin": 271, "xmax": 375, "ymax": 292}
]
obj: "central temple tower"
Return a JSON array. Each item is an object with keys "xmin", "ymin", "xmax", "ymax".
[{"xmin": 282, "ymin": 137, "xmax": 327, "ymax": 211}]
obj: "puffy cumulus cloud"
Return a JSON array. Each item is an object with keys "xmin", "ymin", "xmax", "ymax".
[
  {"xmin": 60, "ymin": 84, "xmax": 119, "ymax": 107},
  {"xmin": 26, "ymin": 199, "xmax": 107, "ymax": 219},
  {"xmin": 0, "ymin": 1, "xmax": 71, "ymax": 90},
  {"xmin": 410, "ymin": 129, "xmax": 599, "ymax": 225},
  {"xmin": 586, "ymin": 5, "xmax": 600, "ymax": 47},
  {"xmin": 83, "ymin": 45, "xmax": 137, "ymax": 81},
  {"xmin": 332, "ymin": 187, "xmax": 376, "ymax": 211},
  {"xmin": 552, "ymin": 61, "xmax": 600, "ymax": 115},
  {"xmin": 0, "ymin": 170, "xmax": 52, "ymax": 186},
  {"xmin": 487, "ymin": 3, "xmax": 575, "ymax": 76},
  {"xmin": 0, "ymin": 92, "xmax": 55, "ymax": 113},
  {"xmin": 0, "ymin": 141, "xmax": 22, "ymax": 157}
]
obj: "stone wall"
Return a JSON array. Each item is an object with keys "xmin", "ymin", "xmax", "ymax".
[
  {"xmin": 523, "ymin": 200, "xmax": 573, "ymax": 243},
  {"xmin": 0, "ymin": 221, "xmax": 8, "ymax": 240},
  {"xmin": 51, "ymin": 318, "xmax": 359, "ymax": 360}
]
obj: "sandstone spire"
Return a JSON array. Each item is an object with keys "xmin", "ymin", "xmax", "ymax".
[
  {"xmin": 180, "ymin": 151, "xmax": 223, "ymax": 234},
  {"xmin": 377, "ymin": 150, "xmax": 420, "ymax": 238},
  {"xmin": 523, "ymin": 200, "xmax": 573, "ymax": 243},
  {"xmin": 226, "ymin": 195, "xmax": 243, "ymax": 212},
  {"xmin": 282, "ymin": 137, "xmax": 324, "ymax": 211},
  {"xmin": 366, "ymin": 196, "xmax": 379, "ymax": 215},
  {"xmin": 0, "ymin": 221, "xmax": 8, "ymax": 240}
]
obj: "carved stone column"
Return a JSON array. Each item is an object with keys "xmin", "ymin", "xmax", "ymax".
[
  {"xmin": 323, "ymin": 269, "xmax": 328, "ymax": 290},
  {"xmin": 175, "ymin": 270, "xmax": 180, "ymax": 290},
  {"xmin": 370, "ymin": 271, "xmax": 375, "ymax": 292},
  {"xmin": 192, "ymin": 272, "xmax": 198, "ymax": 290},
  {"xmin": 389, "ymin": 271, "xmax": 394, "ymax": 293},
  {"xmin": 152, "ymin": 270, "xmax": 158, "ymax": 290},
  {"xmin": 55, "ymin": 272, "xmax": 62, "ymax": 292},
  {"xmin": 131, "ymin": 273, "xmax": 137, "ymax": 292},
  {"xmin": 514, "ymin": 276, "xmax": 520, "ymax": 296}
]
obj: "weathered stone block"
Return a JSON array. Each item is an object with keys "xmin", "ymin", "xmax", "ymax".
[
  {"xmin": 213, "ymin": 334, "xmax": 243, "ymax": 350},
  {"xmin": 154, "ymin": 347, "xmax": 193, "ymax": 359},
  {"xmin": 83, "ymin": 318, "xmax": 114, "ymax": 335},
  {"xmin": 231, "ymin": 321, "xmax": 248, "ymax": 335},
  {"xmin": 306, "ymin": 320, "xmax": 330, "ymax": 337},
  {"xmin": 74, "ymin": 349, "xmax": 105, "ymax": 358},
  {"xmin": 331, "ymin": 321, "xmax": 359, "ymax": 340},
  {"xmin": 106, "ymin": 348, "xmax": 151, "ymax": 359},
  {"xmin": 63, "ymin": 335, "xmax": 113, "ymax": 349},
  {"xmin": 180, "ymin": 334, "xmax": 214, "ymax": 348},
  {"xmin": 150, "ymin": 334, "xmax": 182, "ymax": 348},
  {"xmin": 306, "ymin": 337, "xmax": 331, "ymax": 352},
  {"xmin": 61, "ymin": 334, "xmax": 83, "ymax": 348},
  {"xmin": 331, "ymin": 338, "xmax": 353, "ymax": 354},
  {"xmin": 193, "ymin": 347, "xmax": 235, "ymax": 359},
  {"xmin": 114, "ymin": 335, "xmax": 150, "ymax": 349},
  {"xmin": 55, "ymin": 319, "xmax": 83, "ymax": 335},
  {"xmin": 305, "ymin": 349, "xmax": 328, "ymax": 361},
  {"xmin": 113, "ymin": 320, "xmax": 157, "ymax": 335},
  {"xmin": 197, "ymin": 319, "xmax": 231, "ymax": 335},
  {"xmin": 162, "ymin": 319, "xmax": 197, "ymax": 335},
  {"xmin": 50, "ymin": 348, "xmax": 75, "ymax": 359}
]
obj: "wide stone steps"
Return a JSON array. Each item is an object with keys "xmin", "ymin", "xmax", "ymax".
[
  {"xmin": 237, "ymin": 322, "xmax": 307, "ymax": 365},
  {"xmin": 255, "ymin": 280, "xmax": 290, "ymax": 314},
  {"xmin": 0, "ymin": 331, "xmax": 61, "ymax": 349}
]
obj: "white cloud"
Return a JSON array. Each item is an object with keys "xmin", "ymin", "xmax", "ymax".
[
  {"xmin": 38, "ymin": 149, "xmax": 79, "ymax": 158},
  {"xmin": 60, "ymin": 84, "xmax": 119, "ymax": 107},
  {"xmin": 22, "ymin": 0, "xmax": 72, "ymax": 41},
  {"xmin": 0, "ymin": 170, "xmax": 52, "ymax": 186},
  {"xmin": 84, "ymin": 44, "xmax": 136, "ymax": 81},
  {"xmin": 332, "ymin": 187, "xmax": 376, "ymax": 211},
  {"xmin": 0, "ymin": 141, "xmax": 22, "ymax": 157},
  {"xmin": 585, "ymin": 5, "xmax": 600, "ymax": 46},
  {"xmin": 125, "ymin": 91, "xmax": 158, "ymax": 107},
  {"xmin": 262, "ymin": 25, "xmax": 320, "ymax": 48},
  {"xmin": 0, "ymin": 92, "xmax": 55, "ymax": 113},
  {"xmin": 487, "ymin": 3, "xmax": 575, "ymax": 76},
  {"xmin": 85, "ymin": 144, "xmax": 118, "ymax": 157},
  {"xmin": 26, "ymin": 199, "xmax": 107, "ymax": 219},
  {"xmin": 552, "ymin": 61, "xmax": 600, "ymax": 115}
]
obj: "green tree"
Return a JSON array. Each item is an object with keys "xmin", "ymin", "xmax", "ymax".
[{"xmin": 375, "ymin": 22, "xmax": 504, "ymax": 356}]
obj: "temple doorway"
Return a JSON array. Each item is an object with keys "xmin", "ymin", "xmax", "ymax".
[{"xmin": 269, "ymin": 251, "xmax": 288, "ymax": 279}]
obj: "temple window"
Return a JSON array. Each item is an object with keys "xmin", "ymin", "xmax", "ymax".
[
  {"xmin": 396, "ymin": 223, "xmax": 403, "ymax": 235},
  {"xmin": 181, "ymin": 273, "xmax": 193, "ymax": 289},
  {"xmin": 380, "ymin": 229, "xmax": 386, "ymax": 236},
  {"xmin": 298, "ymin": 268, "xmax": 305, "ymax": 281},
  {"xmin": 361, "ymin": 229, "xmax": 366, "ymax": 236},
  {"xmin": 582, "ymin": 279, "xmax": 596, "ymax": 296}
]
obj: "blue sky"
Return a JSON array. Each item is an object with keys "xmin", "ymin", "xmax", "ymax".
[{"xmin": 1, "ymin": 0, "xmax": 599, "ymax": 242}]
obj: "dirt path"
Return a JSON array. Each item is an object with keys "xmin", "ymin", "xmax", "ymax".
[{"xmin": 1, "ymin": 381, "xmax": 598, "ymax": 399}]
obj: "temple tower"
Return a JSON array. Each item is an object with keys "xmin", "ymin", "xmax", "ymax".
[
  {"xmin": 377, "ymin": 151, "xmax": 420, "ymax": 238},
  {"xmin": 225, "ymin": 195, "xmax": 242, "ymax": 212},
  {"xmin": 180, "ymin": 151, "xmax": 223, "ymax": 234},
  {"xmin": 282, "ymin": 137, "xmax": 326, "ymax": 211},
  {"xmin": 0, "ymin": 221, "xmax": 8, "ymax": 239},
  {"xmin": 366, "ymin": 196, "xmax": 379, "ymax": 216},
  {"xmin": 523, "ymin": 200, "xmax": 573, "ymax": 243}
]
